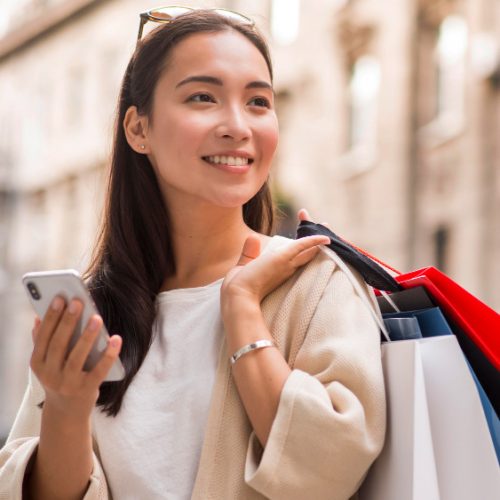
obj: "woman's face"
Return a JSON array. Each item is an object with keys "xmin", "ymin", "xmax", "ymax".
[{"xmin": 145, "ymin": 29, "xmax": 278, "ymax": 210}]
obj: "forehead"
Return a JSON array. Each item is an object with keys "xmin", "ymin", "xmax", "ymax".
[{"xmin": 161, "ymin": 30, "xmax": 271, "ymax": 84}]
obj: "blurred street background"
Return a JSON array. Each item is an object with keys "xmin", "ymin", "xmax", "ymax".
[{"xmin": 0, "ymin": 0, "xmax": 499, "ymax": 444}]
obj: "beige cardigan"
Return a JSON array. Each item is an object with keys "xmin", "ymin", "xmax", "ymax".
[{"xmin": 0, "ymin": 249, "xmax": 386, "ymax": 500}]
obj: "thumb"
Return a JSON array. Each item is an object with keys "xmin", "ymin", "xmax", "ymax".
[
  {"xmin": 298, "ymin": 208, "xmax": 312, "ymax": 222},
  {"xmin": 236, "ymin": 235, "xmax": 261, "ymax": 266}
]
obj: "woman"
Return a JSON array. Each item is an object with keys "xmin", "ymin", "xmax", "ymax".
[{"xmin": 0, "ymin": 8, "xmax": 386, "ymax": 500}]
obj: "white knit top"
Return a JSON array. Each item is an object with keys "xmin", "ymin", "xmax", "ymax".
[{"xmin": 90, "ymin": 235, "xmax": 290, "ymax": 499}]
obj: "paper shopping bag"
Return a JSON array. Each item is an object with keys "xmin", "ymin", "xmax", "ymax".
[
  {"xmin": 383, "ymin": 307, "xmax": 454, "ymax": 339},
  {"xmin": 381, "ymin": 301, "xmax": 500, "ymax": 462},
  {"xmin": 396, "ymin": 267, "xmax": 499, "ymax": 370},
  {"xmin": 359, "ymin": 336, "xmax": 500, "ymax": 500},
  {"xmin": 377, "ymin": 286, "xmax": 435, "ymax": 314},
  {"xmin": 391, "ymin": 271, "xmax": 500, "ymax": 416}
]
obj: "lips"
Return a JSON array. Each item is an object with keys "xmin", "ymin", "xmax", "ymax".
[
  {"xmin": 202, "ymin": 154, "xmax": 254, "ymax": 166},
  {"xmin": 201, "ymin": 153, "xmax": 255, "ymax": 174}
]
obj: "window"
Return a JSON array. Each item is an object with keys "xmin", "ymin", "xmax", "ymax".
[
  {"xmin": 348, "ymin": 55, "xmax": 381, "ymax": 150},
  {"xmin": 434, "ymin": 226, "xmax": 450, "ymax": 273},
  {"xmin": 435, "ymin": 15, "xmax": 468, "ymax": 120},
  {"xmin": 415, "ymin": 9, "xmax": 468, "ymax": 143},
  {"xmin": 271, "ymin": 0, "xmax": 300, "ymax": 45}
]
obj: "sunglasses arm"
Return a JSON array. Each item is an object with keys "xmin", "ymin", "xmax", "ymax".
[{"xmin": 137, "ymin": 14, "xmax": 149, "ymax": 42}]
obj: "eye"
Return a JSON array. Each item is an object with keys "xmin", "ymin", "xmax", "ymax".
[
  {"xmin": 188, "ymin": 93, "xmax": 215, "ymax": 103},
  {"xmin": 248, "ymin": 96, "xmax": 271, "ymax": 108}
]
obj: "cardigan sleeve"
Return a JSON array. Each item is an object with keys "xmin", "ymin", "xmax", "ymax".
[
  {"xmin": 244, "ymin": 263, "xmax": 387, "ymax": 500},
  {"xmin": 0, "ymin": 369, "xmax": 110, "ymax": 500}
]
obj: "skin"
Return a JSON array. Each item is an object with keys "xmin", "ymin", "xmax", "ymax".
[
  {"xmin": 124, "ymin": 29, "xmax": 281, "ymax": 289},
  {"xmin": 26, "ymin": 29, "xmax": 329, "ymax": 499}
]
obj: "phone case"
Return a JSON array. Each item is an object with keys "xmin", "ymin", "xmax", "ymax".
[{"xmin": 22, "ymin": 269, "xmax": 125, "ymax": 382}]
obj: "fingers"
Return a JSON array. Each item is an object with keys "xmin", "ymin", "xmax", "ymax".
[
  {"xmin": 45, "ymin": 299, "xmax": 83, "ymax": 369},
  {"xmin": 258, "ymin": 235, "xmax": 330, "ymax": 296},
  {"xmin": 31, "ymin": 316, "xmax": 41, "ymax": 345},
  {"xmin": 237, "ymin": 235, "xmax": 261, "ymax": 266},
  {"xmin": 31, "ymin": 296, "xmax": 66, "ymax": 368},
  {"xmin": 292, "ymin": 245, "xmax": 324, "ymax": 267},
  {"xmin": 280, "ymin": 235, "xmax": 330, "ymax": 270},
  {"xmin": 87, "ymin": 335, "xmax": 122, "ymax": 386},
  {"xmin": 286, "ymin": 235, "xmax": 330, "ymax": 260},
  {"xmin": 63, "ymin": 315, "xmax": 103, "ymax": 374},
  {"xmin": 297, "ymin": 208, "xmax": 312, "ymax": 221}
]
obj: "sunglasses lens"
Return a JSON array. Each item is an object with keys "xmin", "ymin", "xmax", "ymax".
[
  {"xmin": 148, "ymin": 7, "xmax": 192, "ymax": 21},
  {"xmin": 213, "ymin": 9, "xmax": 254, "ymax": 26}
]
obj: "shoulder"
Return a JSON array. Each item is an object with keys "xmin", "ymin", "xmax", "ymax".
[
  {"xmin": 261, "ymin": 241, "xmax": 346, "ymax": 365},
  {"xmin": 262, "ymin": 239, "xmax": 338, "ymax": 316},
  {"xmin": 266, "ymin": 238, "xmax": 371, "ymax": 316}
]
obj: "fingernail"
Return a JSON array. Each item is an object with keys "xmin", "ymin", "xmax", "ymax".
[
  {"xmin": 51, "ymin": 296, "xmax": 64, "ymax": 311},
  {"xmin": 109, "ymin": 336, "xmax": 121, "ymax": 348},
  {"xmin": 68, "ymin": 300, "xmax": 80, "ymax": 315}
]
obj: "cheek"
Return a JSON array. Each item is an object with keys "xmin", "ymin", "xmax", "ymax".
[
  {"xmin": 260, "ymin": 118, "xmax": 279, "ymax": 159},
  {"xmin": 151, "ymin": 107, "xmax": 210, "ymax": 153}
]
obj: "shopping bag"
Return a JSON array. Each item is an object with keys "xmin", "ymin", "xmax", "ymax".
[
  {"xmin": 383, "ymin": 316, "xmax": 422, "ymax": 340},
  {"xmin": 377, "ymin": 286, "xmax": 435, "ymax": 314},
  {"xmin": 295, "ymin": 223, "xmax": 500, "ymax": 499},
  {"xmin": 396, "ymin": 267, "xmax": 499, "ymax": 370},
  {"xmin": 395, "ymin": 268, "xmax": 500, "ymax": 416},
  {"xmin": 297, "ymin": 221, "xmax": 500, "ymax": 416},
  {"xmin": 358, "ymin": 336, "xmax": 500, "ymax": 500},
  {"xmin": 383, "ymin": 307, "xmax": 454, "ymax": 339},
  {"xmin": 470, "ymin": 365, "xmax": 500, "ymax": 463},
  {"xmin": 379, "ymin": 297, "xmax": 500, "ymax": 463}
]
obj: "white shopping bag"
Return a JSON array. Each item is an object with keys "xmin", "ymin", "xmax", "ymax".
[
  {"xmin": 318, "ymin": 246, "xmax": 500, "ymax": 500},
  {"xmin": 359, "ymin": 336, "xmax": 500, "ymax": 500}
]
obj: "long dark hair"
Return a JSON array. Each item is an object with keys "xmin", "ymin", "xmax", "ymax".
[{"xmin": 85, "ymin": 11, "xmax": 276, "ymax": 416}]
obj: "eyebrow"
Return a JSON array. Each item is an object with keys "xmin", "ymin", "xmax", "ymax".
[{"xmin": 175, "ymin": 75, "xmax": 273, "ymax": 91}]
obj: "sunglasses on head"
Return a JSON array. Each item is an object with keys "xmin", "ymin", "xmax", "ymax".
[{"xmin": 137, "ymin": 5, "xmax": 255, "ymax": 43}]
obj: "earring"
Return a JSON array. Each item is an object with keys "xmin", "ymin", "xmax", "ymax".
[{"xmin": 140, "ymin": 144, "xmax": 146, "ymax": 150}]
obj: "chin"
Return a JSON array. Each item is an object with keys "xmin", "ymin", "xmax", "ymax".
[
  {"xmin": 212, "ymin": 188, "xmax": 265, "ymax": 208},
  {"xmin": 214, "ymin": 197, "xmax": 254, "ymax": 209}
]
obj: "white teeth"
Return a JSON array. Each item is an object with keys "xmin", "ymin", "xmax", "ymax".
[{"xmin": 204, "ymin": 155, "xmax": 250, "ymax": 166}]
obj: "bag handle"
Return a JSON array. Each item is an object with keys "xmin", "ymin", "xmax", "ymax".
[
  {"xmin": 343, "ymin": 240, "xmax": 402, "ymax": 276},
  {"xmin": 379, "ymin": 289, "xmax": 401, "ymax": 313},
  {"xmin": 319, "ymin": 246, "xmax": 391, "ymax": 342},
  {"xmin": 297, "ymin": 221, "xmax": 403, "ymax": 292}
]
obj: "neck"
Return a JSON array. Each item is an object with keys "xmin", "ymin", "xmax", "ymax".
[{"xmin": 161, "ymin": 202, "xmax": 262, "ymax": 291}]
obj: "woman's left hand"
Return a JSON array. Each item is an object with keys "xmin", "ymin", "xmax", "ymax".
[{"xmin": 221, "ymin": 231, "xmax": 330, "ymax": 314}]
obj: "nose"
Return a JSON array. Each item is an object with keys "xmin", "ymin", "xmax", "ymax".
[{"xmin": 215, "ymin": 105, "xmax": 251, "ymax": 142}]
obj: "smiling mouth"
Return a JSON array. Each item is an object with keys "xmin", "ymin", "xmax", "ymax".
[{"xmin": 202, "ymin": 155, "xmax": 254, "ymax": 166}]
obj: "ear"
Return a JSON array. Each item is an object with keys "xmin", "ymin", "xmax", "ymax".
[{"xmin": 123, "ymin": 105, "xmax": 150, "ymax": 154}]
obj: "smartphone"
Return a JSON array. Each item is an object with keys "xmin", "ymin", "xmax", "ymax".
[{"xmin": 22, "ymin": 269, "xmax": 125, "ymax": 382}]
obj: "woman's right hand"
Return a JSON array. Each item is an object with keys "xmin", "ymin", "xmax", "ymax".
[{"xmin": 30, "ymin": 296, "xmax": 122, "ymax": 422}]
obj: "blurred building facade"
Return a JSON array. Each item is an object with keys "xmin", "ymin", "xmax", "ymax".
[{"xmin": 0, "ymin": 0, "xmax": 498, "ymax": 441}]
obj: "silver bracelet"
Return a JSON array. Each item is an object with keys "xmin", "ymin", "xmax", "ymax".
[{"xmin": 230, "ymin": 340, "xmax": 275, "ymax": 365}]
